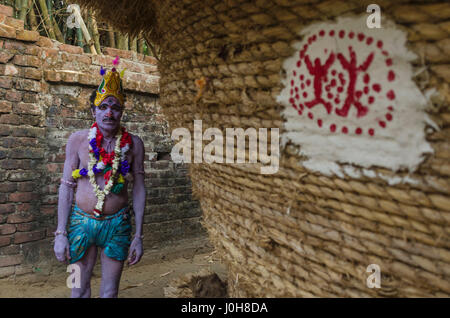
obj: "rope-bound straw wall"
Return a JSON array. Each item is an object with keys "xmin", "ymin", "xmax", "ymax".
[{"xmin": 76, "ymin": 0, "xmax": 450, "ymax": 297}]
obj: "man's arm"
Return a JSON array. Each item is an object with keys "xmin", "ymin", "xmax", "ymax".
[
  {"xmin": 128, "ymin": 135, "xmax": 146, "ymax": 265},
  {"xmin": 54, "ymin": 131, "xmax": 80, "ymax": 262}
]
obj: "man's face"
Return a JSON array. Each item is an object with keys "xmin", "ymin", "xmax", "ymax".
[{"xmin": 91, "ymin": 96, "xmax": 123, "ymax": 130}]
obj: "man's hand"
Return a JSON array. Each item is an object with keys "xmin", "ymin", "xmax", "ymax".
[
  {"xmin": 127, "ymin": 236, "xmax": 143, "ymax": 266},
  {"xmin": 54, "ymin": 235, "xmax": 71, "ymax": 264}
]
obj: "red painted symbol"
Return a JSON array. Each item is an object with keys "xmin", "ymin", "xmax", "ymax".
[{"xmin": 288, "ymin": 28, "xmax": 397, "ymax": 136}]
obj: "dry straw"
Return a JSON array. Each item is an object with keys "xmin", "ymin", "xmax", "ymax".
[{"xmin": 76, "ymin": 0, "xmax": 450, "ymax": 297}]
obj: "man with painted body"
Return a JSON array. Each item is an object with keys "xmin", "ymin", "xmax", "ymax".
[{"xmin": 53, "ymin": 62, "xmax": 146, "ymax": 298}]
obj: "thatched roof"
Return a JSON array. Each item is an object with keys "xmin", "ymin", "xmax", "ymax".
[{"xmin": 70, "ymin": 0, "xmax": 159, "ymax": 41}]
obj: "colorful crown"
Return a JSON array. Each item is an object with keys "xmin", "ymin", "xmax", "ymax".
[{"xmin": 94, "ymin": 56, "xmax": 126, "ymax": 107}]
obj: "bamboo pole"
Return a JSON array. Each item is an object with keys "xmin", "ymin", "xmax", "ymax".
[
  {"xmin": 70, "ymin": 5, "xmax": 97, "ymax": 54},
  {"xmin": 37, "ymin": 0, "xmax": 56, "ymax": 39},
  {"xmin": 138, "ymin": 37, "xmax": 145, "ymax": 54},
  {"xmin": 130, "ymin": 36, "xmax": 137, "ymax": 52},
  {"xmin": 18, "ymin": 0, "xmax": 27, "ymax": 21},
  {"xmin": 117, "ymin": 32, "xmax": 128, "ymax": 50},
  {"xmin": 107, "ymin": 27, "xmax": 116, "ymax": 48},
  {"xmin": 88, "ymin": 12, "xmax": 101, "ymax": 55},
  {"xmin": 28, "ymin": 0, "xmax": 38, "ymax": 31}
]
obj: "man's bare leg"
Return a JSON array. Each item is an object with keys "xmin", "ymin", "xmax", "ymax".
[
  {"xmin": 71, "ymin": 245, "xmax": 98, "ymax": 298},
  {"xmin": 99, "ymin": 249, "xmax": 124, "ymax": 298}
]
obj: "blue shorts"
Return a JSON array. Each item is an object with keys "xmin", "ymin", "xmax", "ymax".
[{"xmin": 68, "ymin": 204, "xmax": 131, "ymax": 264}]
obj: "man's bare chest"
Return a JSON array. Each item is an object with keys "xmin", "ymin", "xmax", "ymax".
[{"xmin": 77, "ymin": 137, "xmax": 133, "ymax": 170}]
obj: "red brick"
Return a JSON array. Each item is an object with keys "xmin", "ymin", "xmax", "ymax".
[
  {"xmin": 22, "ymin": 92, "xmax": 37, "ymax": 103},
  {"xmin": 11, "ymin": 126, "xmax": 43, "ymax": 137},
  {"xmin": 45, "ymin": 163, "xmax": 61, "ymax": 173},
  {"xmin": 0, "ymin": 113, "xmax": 40, "ymax": 126},
  {"xmin": 12, "ymin": 55, "xmax": 40, "ymax": 68},
  {"xmin": 0, "ymin": 254, "xmax": 23, "ymax": 267},
  {"xmin": 0, "ymin": 203, "xmax": 15, "ymax": 214},
  {"xmin": 43, "ymin": 70, "xmax": 61, "ymax": 82},
  {"xmin": 16, "ymin": 222, "xmax": 37, "ymax": 232},
  {"xmin": 2, "ymin": 64, "xmax": 19, "ymax": 76},
  {"xmin": 144, "ymin": 55, "xmax": 158, "ymax": 65},
  {"xmin": 25, "ymin": 45, "xmax": 41, "ymax": 56},
  {"xmin": 0, "ymin": 224, "xmax": 16, "ymax": 235},
  {"xmin": 36, "ymin": 36, "xmax": 54, "ymax": 48},
  {"xmin": 59, "ymin": 43, "xmax": 83, "ymax": 54},
  {"xmin": 0, "ymin": 100, "xmax": 12, "ymax": 113},
  {"xmin": 40, "ymin": 205, "xmax": 55, "ymax": 216},
  {"xmin": 17, "ymin": 182, "xmax": 34, "ymax": 192},
  {"xmin": 15, "ymin": 78, "xmax": 40, "ymax": 92},
  {"xmin": 16, "ymin": 30, "xmax": 39, "ymax": 42},
  {"xmin": 8, "ymin": 192, "xmax": 38, "ymax": 203},
  {"xmin": 0, "ymin": 76, "xmax": 13, "ymax": 88},
  {"xmin": 10, "ymin": 148, "xmax": 44, "ymax": 159},
  {"xmin": 0, "ymin": 159, "xmax": 33, "ymax": 170},
  {"xmin": 4, "ymin": 16, "xmax": 24, "ymax": 30},
  {"xmin": 13, "ymin": 102, "xmax": 41, "ymax": 115},
  {"xmin": 7, "ymin": 212, "xmax": 34, "ymax": 223},
  {"xmin": 0, "ymin": 235, "xmax": 11, "ymax": 247},
  {"xmin": 0, "ymin": 51, "xmax": 14, "ymax": 63},
  {"xmin": 0, "ymin": 5, "xmax": 13, "ymax": 17},
  {"xmin": 103, "ymin": 47, "xmax": 132, "ymax": 59},
  {"xmin": 0, "ymin": 183, "xmax": 16, "ymax": 192},
  {"xmin": 23, "ymin": 67, "xmax": 41, "ymax": 80},
  {"xmin": 5, "ymin": 89, "xmax": 22, "ymax": 102},
  {"xmin": 15, "ymin": 203, "xmax": 32, "ymax": 212},
  {"xmin": 13, "ymin": 230, "xmax": 45, "ymax": 244},
  {"xmin": 0, "ymin": 24, "xmax": 15, "ymax": 39},
  {"xmin": 0, "ymin": 124, "xmax": 11, "ymax": 136}
]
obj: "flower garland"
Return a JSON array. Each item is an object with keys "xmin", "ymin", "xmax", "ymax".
[{"xmin": 72, "ymin": 122, "xmax": 132, "ymax": 216}]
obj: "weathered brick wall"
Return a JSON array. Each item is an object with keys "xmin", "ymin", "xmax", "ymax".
[{"xmin": 0, "ymin": 4, "xmax": 205, "ymax": 278}]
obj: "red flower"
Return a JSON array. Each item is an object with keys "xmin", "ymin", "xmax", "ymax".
[{"xmin": 104, "ymin": 169, "xmax": 112, "ymax": 184}]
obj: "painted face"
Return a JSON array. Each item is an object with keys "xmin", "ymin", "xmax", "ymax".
[{"xmin": 92, "ymin": 96, "xmax": 123, "ymax": 130}]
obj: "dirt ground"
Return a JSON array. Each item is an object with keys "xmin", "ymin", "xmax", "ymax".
[{"xmin": 0, "ymin": 237, "xmax": 227, "ymax": 298}]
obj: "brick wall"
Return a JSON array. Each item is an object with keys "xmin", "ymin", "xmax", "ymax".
[{"xmin": 0, "ymin": 4, "xmax": 205, "ymax": 278}]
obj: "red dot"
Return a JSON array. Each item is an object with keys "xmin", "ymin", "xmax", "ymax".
[
  {"xmin": 330, "ymin": 79, "xmax": 337, "ymax": 87},
  {"xmin": 297, "ymin": 60, "xmax": 302, "ymax": 67},
  {"xmin": 382, "ymin": 50, "xmax": 388, "ymax": 56},
  {"xmin": 349, "ymin": 32, "xmax": 355, "ymax": 39},
  {"xmin": 312, "ymin": 35, "xmax": 317, "ymax": 41},
  {"xmin": 355, "ymin": 91, "xmax": 363, "ymax": 99},
  {"xmin": 330, "ymin": 124, "xmax": 336, "ymax": 132},
  {"xmin": 331, "ymin": 70, "xmax": 337, "ymax": 76},
  {"xmin": 295, "ymin": 94, "xmax": 299, "ymax": 100},
  {"xmin": 290, "ymin": 89, "xmax": 293, "ymax": 95},
  {"xmin": 325, "ymin": 85, "xmax": 331, "ymax": 92},
  {"xmin": 387, "ymin": 90, "xmax": 395, "ymax": 100},
  {"xmin": 379, "ymin": 121, "xmax": 386, "ymax": 128},
  {"xmin": 299, "ymin": 103, "xmax": 304, "ymax": 110},
  {"xmin": 357, "ymin": 33, "xmax": 365, "ymax": 41},
  {"xmin": 388, "ymin": 70, "xmax": 395, "ymax": 81},
  {"xmin": 366, "ymin": 37, "xmax": 373, "ymax": 45},
  {"xmin": 339, "ymin": 30, "xmax": 345, "ymax": 38},
  {"xmin": 298, "ymin": 109, "xmax": 303, "ymax": 115},
  {"xmin": 291, "ymin": 80, "xmax": 294, "ymax": 86},
  {"xmin": 368, "ymin": 96, "xmax": 375, "ymax": 104},
  {"xmin": 303, "ymin": 92, "xmax": 308, "ymax": 98},
  {"xmin": 388, "ymin": 106, "xmax": 394, "ymax": 111},
  {"xmin": 337, "ymin": 86, "xmax": 344, "ymax": 93},
  {"xmin": 300, "ymin": 74, "xmax": 304, "ymax": 80},
  {"xmin": 342, "ymin": 126, "xmax": 348, "ymax": 134},
  {"xmin": 303, "ymin": 44, "xmax": 308, "ymax": 51},
  {"xmin": 289, "ymin": 98, "xmax": 294, "ymax": 104},
  {"xmin": 364, "ymin": 86, "xmax": 369, "ymax": 94},
  {"xmin": 368, "ymin": 128, "xmax": 375, "ymax": 136},
  {"xmin": 317, "ymin": 119, "xmax": 322, "ymax": 127},
  {"xmin": 300, "ymin": 51, "xmax": 305, "ymax": 58},
  {"xmin": 306, "ymin": 79, "xmax": 311, "ymax": 86},
  {"xmin": 295, "ymin": 87, "xmax": 299, "ymax": 92},
  {"xmin": 355, "ymin": 127, "xmax": 362, "ymax": 135},
  {"xmin": 363, "ymin": 73, "xmax": 370, "ymax": 84},
  {"xmin": 386, "ymin": 113, "xmax": 393, "ymax": 121},
  {"xmin": 327, "ymin": 93, "xmax": 333, "ymax": 99},
  {"xmin": 329, "ymin": 30, "xmax": 335, "ymax": 36},
  {"xmin": 386, "ymin": 58, "xmax": 393, "ymax": 66},
  {"xmin": 293, "ymin": 70, "xmax": 297, "ymax": 76},
  {"xmin": 308, "ymin": 112, "xmax": 314, "ymax": 119},
  {"xmin": 377, "ymin": 40, "xmax": 383, "ymax": 49},
  {"xmin": 372, "ymin": 83, "xmax": 381, "ymax": 92},
  {"xmin": 301, "ymin": 83, "xmax": 305, "ymax": 89},
  {"xmin": 319, "ymin": 30, "xmax": 325, "ymax": 36},
  {"xmin": 334, "ymin": 98, "xmax": 340, "ymax": 104}
]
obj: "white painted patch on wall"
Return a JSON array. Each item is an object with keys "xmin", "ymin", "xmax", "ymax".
[{"xmin": 277, "ymin": 16, "xmax": 436, "ymax": 182}]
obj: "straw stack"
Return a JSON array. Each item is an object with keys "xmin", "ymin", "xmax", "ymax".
[{"xmin": 76, "ymin": 0, "xmax": 450, "ymax": 297}]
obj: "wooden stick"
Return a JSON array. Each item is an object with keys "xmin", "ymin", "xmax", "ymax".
[{"xmin": 70, "ymin": 5, "xmax": 97, "ymax": 54}]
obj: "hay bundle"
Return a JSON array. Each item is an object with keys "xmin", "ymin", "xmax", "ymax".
[
  {"xmin": 76, "ymin": 0, "xmax": 450, "ymax": 297},
  {"xmin": 164, "ymin": 269, "xmax": 227, "ymax": 298}
]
